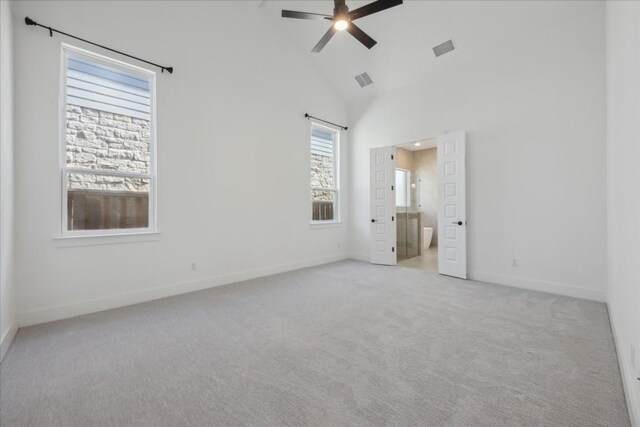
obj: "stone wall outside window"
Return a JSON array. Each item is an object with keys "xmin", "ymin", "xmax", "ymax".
[
  {"xmin": 66, "ymin": 105, "xmax": 150, "ymax": 192},
  {"xmin": 311, "ymin": 153, "xmax": 334, "ymax": 201}
]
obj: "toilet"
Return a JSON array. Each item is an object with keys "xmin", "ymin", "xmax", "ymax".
[{"xmin": 423, "ymin": 227, "xmax": 433, "ymax": 250}]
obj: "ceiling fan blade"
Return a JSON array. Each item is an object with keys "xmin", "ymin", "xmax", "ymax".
[
  {"xmin": 312, "ymin": 26, "xmax": 337, "ymax": 53},
  {"xmin": 346, "ymin": 22, "xmax": 377, "ymax": 49},
  {"xmin": 282, "ymin": 10, "xmax": 332, "ymax": 20},
  {"xmin": 348, "ymin": 0, "xmax": 403, "ymax": 21}
]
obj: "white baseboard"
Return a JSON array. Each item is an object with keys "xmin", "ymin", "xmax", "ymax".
[
  {"xmin": 348, "ymin": 255, "xmax": 605, "ymax": 302},
  {"xmin": 18, "ymin": 253, "xmax": 348, "ymax": 328},
  {"xmin": 0, "ymin": 324, "xmax": 18, "ymax": 362},
  {"xmin": 471, "ymin": 271, "xmax": 606, "ymax": 302},
  {"xmin": 608, "ymin": 306, "xmax": 640, "ymax": 427}
]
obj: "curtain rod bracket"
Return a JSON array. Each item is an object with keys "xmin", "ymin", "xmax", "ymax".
[{"xmin": 24, "ymin": 16, "xmax": 174, "ymax": 75}]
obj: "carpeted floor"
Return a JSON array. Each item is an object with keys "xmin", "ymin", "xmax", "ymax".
[{"xmin": 0, "ymin": 261, "xmax": 630, "ymax": 426}]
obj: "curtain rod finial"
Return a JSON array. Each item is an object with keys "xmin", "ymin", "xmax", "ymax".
[{"xmin": 25, "ymin": 17, "xmax": 37, "ymax": 26}]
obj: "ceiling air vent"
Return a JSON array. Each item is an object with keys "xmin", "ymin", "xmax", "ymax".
[
  {"xmin": 433, "ymin": 40, "xmax": 455, "ymax": 58},
  {"xmin": 354, "ymin": 72, "xmax": 373, "ymax": 88}
]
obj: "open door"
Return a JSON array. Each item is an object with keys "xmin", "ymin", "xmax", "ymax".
[
  {"xmin": 437, "ymin": 131, "xmax": 467, "ymax": 279},
  {"xmin": 370, "ymin": 147, "xmax": 396, "ymax": 265}
]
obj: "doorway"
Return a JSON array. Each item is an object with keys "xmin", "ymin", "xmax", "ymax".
[
  {"xmin": 369, "ymin": 131, "xmax": 467, "ymax": 279},
  {"xmin": 395, "ymin": 140, "xmax": 439, "ymax": 272}
]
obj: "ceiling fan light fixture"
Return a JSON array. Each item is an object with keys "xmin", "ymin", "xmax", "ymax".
[
  {"xmin": 282, "ymin": 0, "xmax": 404, "ymax": 52},
  {"xmin": 334, "ymin": 17, "xmax": 349, "ymax": 31}
]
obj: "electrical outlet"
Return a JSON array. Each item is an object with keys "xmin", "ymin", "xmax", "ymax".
[
  {"xmin": 191, "ymin": 262, "xmax": 197, "ymax": 271},
  {"xmin": 512, "ymin": 259, "xmax": 519, "ymax": 268}
]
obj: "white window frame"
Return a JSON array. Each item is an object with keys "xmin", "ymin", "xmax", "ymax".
[
  {"xmin": 58, "ymin": 44, "xmax": 158, "ymax": 238},
  {"xmin": 395, "ymin": 168, "xmax": 410, "ymax": 208},
  {"xmin": 310, "ymin": 120, "xmax": 340, "ymax": 225}
]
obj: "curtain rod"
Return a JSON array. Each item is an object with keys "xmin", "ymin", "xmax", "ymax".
[
  {"xmin": 24, "ymin": 17, "xmax": 174, "ymax": 74},
  {"xmin": 305, "ymin": 113, "xmax": 348, "ymax": 131}
]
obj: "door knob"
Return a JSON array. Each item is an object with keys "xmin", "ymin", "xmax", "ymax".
[
  {"xmin": 371, "ymin": 219, "xmax": 377, "ymax": 223},
  {"xmin": 452, "ymin": 221, "xmax": 463, "ymax": 226}
]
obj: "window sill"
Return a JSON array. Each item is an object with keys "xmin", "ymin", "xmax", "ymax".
[
  {"xmin": 54, "ymin": 231, "xmax": 160, "ymax": 248},
  {"xmin": 310, "ymin": 221, "xmax": 342, "ymax": 229}
]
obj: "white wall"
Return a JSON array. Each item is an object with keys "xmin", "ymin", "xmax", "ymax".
[
  {"xmin": 12, "ymin": 0, "xmax": 349, "ymax": 326},
  {"xmin": 348, "ymin": 1, "xmax": 607, "ymax": 302},
  {"xmin": 606, "ymin": 2, "xmax": 640, "ymax": 424},
  {"xmin": 0, "ymin": 0, "xmax": 17, "ymax": 361}
]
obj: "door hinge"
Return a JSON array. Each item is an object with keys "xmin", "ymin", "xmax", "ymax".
[
  {"xmin": 391, "ymin": 185, "xmax": 394, "ymax": 191},
  {"xmin": 391, "ymin": 154, "xmax": 394, "ymax": 160},
  {"xmin": 392, "ymin": 247, "xmax": 395, "ymax": 252},
  {"xmin": 392, "ymin": 216, "xmax": 394, "ymax": 221}
]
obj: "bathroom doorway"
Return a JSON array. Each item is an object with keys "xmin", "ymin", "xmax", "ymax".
[
  {"xmin": 395, "ymin": 139, "xmax": 439, "ymax": 272},
  {"xmin": 369, "ymin": 131, "xmax": 467, "ymax": 278}
]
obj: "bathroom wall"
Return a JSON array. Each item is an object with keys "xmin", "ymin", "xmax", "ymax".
[
  {"xmin": 395, "ymin": 147, "xmax": 414, "ymax": 171},
  {"xmin": 414, "ymin": 148, "xmax": 438, "ymax": 246}
]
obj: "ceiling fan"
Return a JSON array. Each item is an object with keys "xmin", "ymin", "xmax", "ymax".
[{"xmin": 282, "ymin": 0, "xmax": 403, "ymax": 53}]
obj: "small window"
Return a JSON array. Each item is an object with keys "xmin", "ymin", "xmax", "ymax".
[
  {"xmin": 395, "ymin": 169, "xmax": 408, "ymax": 207},
  {"xmin": 310, "ymin": 123, "xmax": 339, "ymax": 222},
  {"xmin": 61, "ymin": 45, "xmax": 156, "ymax": 235}
]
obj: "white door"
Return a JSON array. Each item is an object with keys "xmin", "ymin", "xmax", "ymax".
[
  {"xmin": 437, "ymin": 131, "xmax": 467, "ymax": 279},
  {"xmin": 370, "ymin": 147, "xmax": 396, "ymax": 265}
]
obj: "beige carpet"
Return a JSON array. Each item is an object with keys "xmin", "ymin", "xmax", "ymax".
[{"xmin": 0, "ymin": 261, "xmax": 630, "ymax": 426}]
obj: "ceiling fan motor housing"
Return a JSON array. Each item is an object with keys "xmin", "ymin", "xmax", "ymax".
[{"xmin": 334, "ymin": 3, "xmax": 349, "ymax": 20}]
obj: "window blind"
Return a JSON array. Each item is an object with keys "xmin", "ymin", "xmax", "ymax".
[
  {"xmin": 311, "ymin": 127, "xmax": 334, "ymax": 158},
  {"xmin": 66, "ymin": 56, "xmax": 151, "ymax": 120}
]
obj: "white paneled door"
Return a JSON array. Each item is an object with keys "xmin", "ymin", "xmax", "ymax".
[
  {"xmin": 370, "ymin": 147, "xmax": 396, "ymax": 265},
  {"xmin": 437, "ymin": 132, "xmax": 467, "ymax": 279}
]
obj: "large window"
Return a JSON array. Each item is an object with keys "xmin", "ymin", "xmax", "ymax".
[
  {"xmin": 310, "ymin": 123, "xmax": 339, "ymax": 222},
  {"xmin": 61, "ymin": 45, "xmax": 156, "ymax": 235}
]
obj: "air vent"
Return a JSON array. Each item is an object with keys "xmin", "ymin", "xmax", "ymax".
[
  {"xmin": 354, "ymin": 72, "xmax": 373, "ymax": 88},
  {"xmin": 433, "ymin": 40, "xmax": 455, "ymax": 58}
]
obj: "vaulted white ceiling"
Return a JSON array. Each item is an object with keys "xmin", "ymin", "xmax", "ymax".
[
  {"xmin": 260, "ymin": 1, "xmax": 597, "ymax": 106},
  {"xmin": 262, "ymin": 0, "xmax": 426, "ymax": 104}
]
